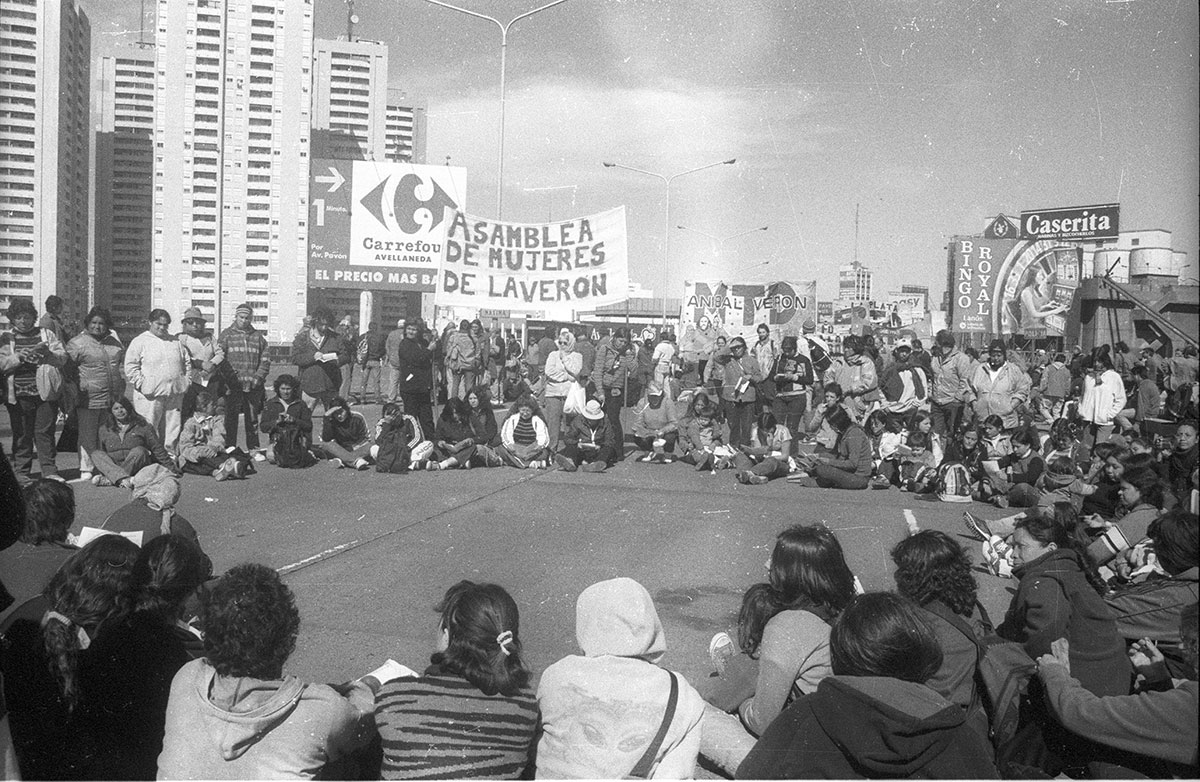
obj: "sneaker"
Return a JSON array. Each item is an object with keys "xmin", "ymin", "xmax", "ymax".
[
  {"xmin": 709, "ymin": 632, "xmax": 736, "ymax": 675},
  {"xmin": 45, "ymin": 473, "xmax": 66, "ymax": 484},
  {"xmin": 530, "ymin": 459, "xmax": 546, "ymax": 470},
  {"xmin": 748, "ymin": 474, "xmax": 769, "ymax": 485},
  {"xmin": 426, "ymin": 460, "xmax": 441, "ymax": 471},
  {"xmin": 660, "ymin": 454, "xmax": 675, "ymax": 464},
  {"xmin": 962, "ymin": 512, "xmax": 993, "ymax": 541},
  {"xmin": 213, "ymin": 460, "xmax": 236, "ymax": 482},
  {"xmin": 329, "ymin": 458, "xmax": 346, "ymax": 469},
  {"xmin": 870, "ymin": 475, "xmax": 892, "ymax": 490},
  {"xmin": 582, "ymin": 460, "xmax": 607, "ymax": 473},
  {"xmin": 353, "ymin": 457, "xmax": 371, "ymax": 471},
  {"xmin": 991, "ymin": 495, "xmax": 1010, "ymax": 509},
  {"xmin": 92, "ymin": 474, "xmax": 112, "ymax": 487},
  {"xmin": 252, "ymin": 452, "xmax": 267, "ymax": 463},
  {"xmin": 735, "ymin": 469, "xmax": 754, "ymax": 484},
  {"xmin": 982, "ymin": 536, "xmax": 1015, "ymax": 578},
  {"xmin": 638, "ymin": 453, "xmax": 654, "ymax": 463},
  {"xmin": 232, "ymin": 460, "xmax": 248, "ymax": 479},
  {"xmin": 78, "ymin": 471, "xmax": 93, "ymax": 482},
  {"xmin": 694, "ymin": 452, "xmax": 712, "ymax": 471},
  {"xmin": 553, "ymin": 453, "xmax": 578, "ymax": 472}
]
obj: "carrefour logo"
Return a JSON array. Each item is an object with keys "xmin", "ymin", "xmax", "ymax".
[{"xmin": 361, "ymin": 173, "xmax": 459, "ymax": 234}]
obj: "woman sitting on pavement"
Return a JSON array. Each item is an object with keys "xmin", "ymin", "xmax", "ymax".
[
  {"xmin": 178, "ymin": 391, "xmax": 250, "ymax": 481},
  {"xmin": 678, "ymin": 390, "xmax": 731, "ymax": 470},
  {"xmin": 891, "ymin": 530, "xmax": 989, "ymax": 712},
  {"xmin": 376, "ymin": 581, "xmax": 538, "ymax": 779},
  {"xmin": 73, "ymin": 534, "xmax": 211, "ymax": 779},
  {"xmin": 556, "ymin": 399, "xmax": 620, "ymax": 473},
  {"xmin": 735, "ymin": 592, "xmax": 997, "ymax": 779},
  {"xmin": 158, "ymin": 564, "xmax": 380, "ymax": 779},
  {"xmin": 733, "ymin": 411, "xmax": 793, "ymax": 485},
  {"xmin": 700, "ymin": 524, "xmax": 856, "ymax": 775},
  {"xmin": 465, "ymin": 386, "xmax": 503, "ymax": 467},
  {"xmin": 632, "ymin": 382, "xmax": 680, "ymax": 463},
  {"xmin": 259, "ymin": 374, "xmax": 313, "ymax": 466},
  {"xmin": 89, "ymin": 396, "xmax": 177, "ymax": 488},
  {"xmin": 0, "ymin": 479, "xmax": 77, "ymax": 623},
  {"xmin": 1, "ymin": 535, "xmax": 140, "ymax": 780},
  {"xmin": 496, "ymin": 395, "xmax": 551, "ymax": 469},
  {"xmin": 428, "ymin": 397, "xmax": 477, "ymax": 471},
  {"xmin": 1115, "ymin": 465, "xmax": 1169, "ymax": 545},
  {"xmin": 997, "ymin": 510, "xmax": 1130, "ymax": 697},
  {"xmin": 792, "ymin": 404, "xmax": 873, "ymax": 489},
  {"xmin": 372, "ymin": 398, "xmax": 433, "ymax": 471},
  {"xmin": 315, "ymin": 396, "xmax": 372, "ymax": 471},
  {"xmin": 536, "ymin": 577, "xmax": 705, "ymax": 779}
]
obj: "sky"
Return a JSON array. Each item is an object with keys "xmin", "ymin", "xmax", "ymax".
[{"xmin": 92, "ymin": 0, "xmax": 1199, "ymax": 303}]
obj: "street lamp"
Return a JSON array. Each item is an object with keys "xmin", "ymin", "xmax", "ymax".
[
  {"xmin": 677, "ymin": 224, "xmax": 768, "ymax": 258},
  {"xmin": 423, "ymin": 0, "xmax": 569, "ymax": 219},
  {"xmin": 699, "ymin": 258, "xmax": 771, "ymax": 275},
  {"xmin": 602, "ymin": 158, "xmax": 736, "ymax": 329}
]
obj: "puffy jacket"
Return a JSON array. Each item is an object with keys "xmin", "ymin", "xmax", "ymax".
[
  {"xmin": 216, "ymin": 325, "xmax": 270, "ymax": 390},
  {"xmin": 179, "ymin": 414, "xmax": 226, "ymax": 462},
  {"xmin": 832, "ymin": 354, "xmax": 879, "ymax": 419},
  {"xmin": 1079, "ymin": 369, "xmax": 1127, "ymax": 426},
  {"xmin": 591, "ymin": 338, "xmax": 637, "ymax": 391},
  {"xmin": 98, "ymin": 421, "xmax": 173, "ymax": 468},
  {"xmin": 67, "ymin": 332, "xmax": 125, "ymax": 409},
  {"xmin": 446, "ymin": 331, "xmax": 478, "ymax": 373},
  {"xmin": 1039, "ymin": 361, "xmax": 1072, "ymax": 398},
  {"xmin": 123, "ymin": 331, "xmax": 190, "ymax": 399},
  {"xmin": 930, "ymin": 348, "xmax": 974, "ymax": 405},
  {"xmin": 259, "ymin": 396, "xmax": 313, "ymax": 437},
  {"xmin": 971, "ymin": 361, "xmax": 1031, "ymax": 429},
  {"xmin": 712, "ymin": 349, "xmax": 764, "ymax": 402}
]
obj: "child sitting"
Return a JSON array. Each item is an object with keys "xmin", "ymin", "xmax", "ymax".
[
  {"xmin": 679, "ymin": 392, "xmax": 733, "ymax": 471},
  {"xmin": 975, "ymin": 426, "xmax": 1044, "ymax": 508},
  {"xmin": 980, "ymin": 414, "xmax": 1012, "ymax": 460},
  {"xmin": 897, "ymin": 430, "xmax": 938, "ymax": 493},
  {"xmin": 178, "ymin": 391, "xmax": 247, "ymax": 481},
  {"xmin": 259, "ymin": 374, "xmax": 314, "ymax": 466}
]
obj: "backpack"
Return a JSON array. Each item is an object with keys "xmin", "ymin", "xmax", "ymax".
[
  {"xmin": 374, "ymin": 420, "xmax": 411, "ymax": 474},
  {"xmin": 448, "ymin": 335, "xmax": 476, "ymax": 373},
  {"xmin": 273, "ymin": 422, "xmax": 314, "ymax": 469},
  {"xmin": 936, "ymin": 461, "xmax": 973, "ymax": 503}
]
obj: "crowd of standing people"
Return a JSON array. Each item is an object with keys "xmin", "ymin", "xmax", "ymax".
[{"xmin": 1, "ymin": 294, "xmax": 1199, "ymax": 779}]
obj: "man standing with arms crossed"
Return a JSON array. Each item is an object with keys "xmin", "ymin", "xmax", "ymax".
[{"xmin": 216, "ymin": 303, "xmax": 271, "ymax": 455}]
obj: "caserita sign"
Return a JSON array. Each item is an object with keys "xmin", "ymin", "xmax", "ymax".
[{"xmin": 1020, "ymin": 203, "xmax": 1119, "ymax": 241}]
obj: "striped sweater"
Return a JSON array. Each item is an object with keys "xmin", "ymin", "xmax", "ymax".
[{"xmin": 375, "ymin": 667, "xmax": 538, "ymax": 779}]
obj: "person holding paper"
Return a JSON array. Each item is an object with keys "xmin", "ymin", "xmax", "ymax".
[
  {"xmin": 158, "ymin": 564, "xmax": 387, "ymax": 779},
  {"xmin": 375, "ymin": 581, "xmax": 538, "ymax": 779},
  {"xmin": 289, "ymin": 308, "xmax": 347, "ymax": 417},
  {"xmin": 713, "ymin": 337, "xmax": 763, "ymax": 448}
]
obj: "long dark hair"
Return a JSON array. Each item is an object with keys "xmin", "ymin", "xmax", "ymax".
[
  {"xmin": 130, "ymin": 534, "xmax": 212, "ymax": 620},
  {"xmin": 107, "ymin": 396, "xmax": 149, "ymax": 429},
  {"xmin": 891, "ymin": 531, "xmax": 978, "ymax": 616},
  {"xmin": 830, "ymin": 592, "xmax": 942, "ymax": 682},
  {"xmin": 42, "ymin": 536, "xmax": 140, "ymax": 710},
  {"xmin": 440, "ymin": 396, "xmax": 470, "ymax": 423},
  {"xmin": 431, "ymin": 581, "xmax": 530, "ymax": 697},
  {"xmin": 737, "ymin": 525, "xmax": 856, "ymax": 656}
]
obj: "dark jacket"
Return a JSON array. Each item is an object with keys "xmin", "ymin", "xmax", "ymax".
[
  {"xmin": 1166, "ymin": 445, "xmax": 1197, "ymax": 505},
  {"xmin": 290, "ymin": 330, "xmax": 346, "ymax": 398},
  {"xmin": 259, "ymin": 396, "xmax": 313, "ymax": 437},
  {"xmin": 769, "ymin": 353, "xmax": 814, "ymax": 397},
  {"xmin": 98, "ymin": 421, "xmax": 175, "ymax": 469},
  {"xmin": 395, "ymin": 336, "xmax": 433, "ymax": 393},
  {"xmin": 998, "ymin": 548, "xmax": 1130, "ymax": 696},
  {"xmin": 736, "ymin": 676, "xmax": 998, "ymax": 779},
  {"xmin": 562, "ymin": 415, "xmax": 619, "ymax": 452},
  {"xmin": 591, "ymin": 338, "xmax": 637, "ymax": 391},
  {"xmin": 827, "ymin": 424, "xmax": 874, "ymax": 477},
  {"xmin": 321, "ymin": 411, "xmax": 370, "ymax": 449},
  {"xmin": 468, "ymin": 407, "xmax": 499, "ymax": 447},
  {"xmin": 1106, "ymin": 567, "xmax": 1199, "ymax": 678}
]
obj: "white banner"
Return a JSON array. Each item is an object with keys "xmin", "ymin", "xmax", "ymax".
[
  {"xmin": 680, "ymin": 279, "xmax": 818, "ymax": 344},
  {"xmin": 435, "ymin": 207, "xmax": 629, "ymax": 317}
]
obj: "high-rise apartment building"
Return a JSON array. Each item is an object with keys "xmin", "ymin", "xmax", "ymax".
[
  {"xmin": 310, "ymin": 37, "xmax": 387, "ymax": 161},
  {"xmin": 153, "ymin": 0, "xmax": 313, "ymax": 342},
  {"xmin": 0, "ymin": 0, "xmax": 91, "ymax": 326},
  {"xmin": 94, "ymin": 55, "xmax": 154, "ymax": 325},
  {"xmin": 838, "ymin": 261, "xmax": 873, "ymax": 305},
  {"xmin": 385, "ymin": 91, "xmax": 427, "ymax": 164}
]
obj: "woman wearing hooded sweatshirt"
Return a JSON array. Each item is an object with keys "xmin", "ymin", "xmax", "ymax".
[
  {"xmin": 1079, "ymin": 353, "xmax": 1128, "ymax": 447},
  {"xmin": 100, "ymin": 465, "xmax": 204, "ymax": 552},
  {"xmin": 123, "ymin": 309, "xmax": 191, "ymax": 454},
  {"xmin": 542, "ymin": 330, "xmax": 582, "ymax": 451},
  {"xmin": 737, "ymin": 592, "xmax": 997, "ymax": 779},
  {"xmin": 535, "ymin": 577, "xmax": 705, "ymax": 779}
]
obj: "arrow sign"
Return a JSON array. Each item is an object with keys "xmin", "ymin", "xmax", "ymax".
[{"xmin": 315, "ymin": 166, "xmax": 346, "ymax": 193}]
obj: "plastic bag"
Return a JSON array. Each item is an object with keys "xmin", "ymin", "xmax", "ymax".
[{"xmin": 564, "ymin": 381, "xmax": 587, "ymax": 415}]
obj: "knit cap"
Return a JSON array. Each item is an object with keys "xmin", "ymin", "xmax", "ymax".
[{"xmin": 234, "ymin": 303, "xmax": 253, "ymax": 316}]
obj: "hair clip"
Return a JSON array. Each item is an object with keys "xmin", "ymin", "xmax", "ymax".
[{"xmin": 496, "ymin": 629, "xmax": 514, "ymax": 656}]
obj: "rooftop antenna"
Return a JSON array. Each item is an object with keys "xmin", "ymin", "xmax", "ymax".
[
  {"xmin": 346, "ymin": 0, "xmax": 359, "ymax": 41},
  {"xmin": 853, "ymin": 202, "xmax": 860, "ymax": 266},
  {"xmin": 135, "ymin": 0, "xmax": 154, "ymax": 48}
]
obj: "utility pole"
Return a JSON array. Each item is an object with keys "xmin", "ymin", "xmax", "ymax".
[{"xmin": 853, "ymin": 203, "xmax": 860, "ymax": 266}]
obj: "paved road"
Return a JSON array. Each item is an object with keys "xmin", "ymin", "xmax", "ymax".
[{"xmin": 60, "ymin": 427, "xmax": 1017, "ymax": 691}]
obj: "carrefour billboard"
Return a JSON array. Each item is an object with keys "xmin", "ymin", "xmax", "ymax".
[{"xmin": 308, "ymin": 159, "xmax": 467, "ymax": 290}]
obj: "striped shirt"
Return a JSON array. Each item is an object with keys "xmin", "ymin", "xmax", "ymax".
[
  {"xmin": 512, "ymin": 417, "xmax": 537, "ymax": 447},
  {"xmin": 6, "ymin": 328, "xmax": 42, "ymax": 397},
  {"xmin": 376, "ymin": 667, "xmax": 538, "ymax": 779}
]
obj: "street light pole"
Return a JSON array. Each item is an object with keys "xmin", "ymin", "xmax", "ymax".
[
  {"xmin": 423, "ymin": 0, "xmax": 569, "ymax": 219},
  {"xmin": 602, "ymin": 158, "xmax": 736, "ymax": 329},
  {"xmin": 677, "ymin": 224, "xmax": 768, "ymax": 262}
]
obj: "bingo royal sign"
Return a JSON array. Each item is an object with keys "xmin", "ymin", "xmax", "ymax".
[
  {"xmin": 307, "ymin": 159, "xmax": 467, "ymax": 291},
  {"xmin": 950, "ymin": 237, "xmax": 1082, "ymax": 337}
]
